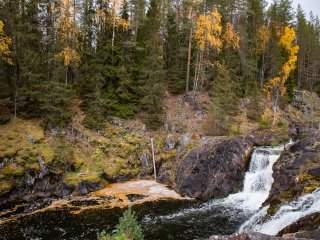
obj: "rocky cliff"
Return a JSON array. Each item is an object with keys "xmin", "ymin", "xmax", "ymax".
[
  {"xmin": 264, "ymin": 131, "xmax": 320, "ymax": 215},
  {"xmin": 174, "ymin": 136, "xmax": 254, "ymax": 199}
]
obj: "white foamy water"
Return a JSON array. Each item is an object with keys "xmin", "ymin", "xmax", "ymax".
[
  {"xmin": 240, "ymin": 188, "xmax": 320, "ymax": 235},
  {"xmin": 143, "ymin": 144, "xmax": 284, "ymax": 223},
  {"xmin": 223, "ymin": 146, "xmax": 282, "ymax": 210}
]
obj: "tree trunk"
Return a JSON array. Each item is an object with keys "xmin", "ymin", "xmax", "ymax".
[
  {"xmin": 186, "ymin": 27, "xmax": 193, "ymax": 94},
  {"xmin": 65, "ymin": 67, "xmax": 68, "ymax": 84},
  {"xmin": 112, "ymin": 0, "xmax": 116, "ymax": 48},
  {"xmin": 260, "ymin": 54, "xmax": 265, "ymax": 88},
  {"xmin": 272, "ymin": 90, "xmax": 279, "ymax": 126}
]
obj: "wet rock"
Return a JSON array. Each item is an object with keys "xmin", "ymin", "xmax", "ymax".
[
  {"xmin": 112, "ymin": 119, "xmax": 123, "ymax": 127},
  {"xmin": 27, "ymin": 135, "xmax": 36, "ymax": 144},
  {"xmin": 289, "ymin": 231, "xmax": 320, "ymax": 240},
  {"xmin": 26, "ymin": 172, "xmax": 36, "ymax": 186},
  {"xmin": 175, "ymin": 136, "xmax": 254, "ymax": 199},
  {"xmin": 0, "ymin": 157, "xmax": 9, "ymax": 169},
  {"xmin": 177, "ymin": 133, "xmax": 192, "ymax": 155},
  {"xmin": 38, "ymin": 158, "xmax": 49, "ymax": 179},
  {"xmin": 51, "ymin": 128, "xmax": 59, "ymax": 136},
  {"xmin": 140, "ymin": 152, "xmax": 150, "ymax": 168},
  {"xmin": 76, "ymin": 182, "xmax": 102, "ymax": 195},
  {"xmin": 307, "ymin": 167, "xmax": 320, "ymax": 177},
  {"xmin": 209, "ymin": 232, "xmax": 313, "ymax": 240},
  {"xmin": 158, "ymin": 170, "xmax": 172, "ymax": 185},
  {"xmin": 158, "ymin": 161, "xmax": 173, "ymax": 185},
  {"xmin": 165, "ymin": 134, "xmax": 176, "ymax": 150},
  {"xmin": 54, "ymin": 182, "xmax": 75, "ymax": 198},
  {"xmin": 263, "ymin": 131, "xmax": 320, "ymax": 214},
  {"xmin": 278, "ymin": 213, "xmax": 320, "ymax": 236}
]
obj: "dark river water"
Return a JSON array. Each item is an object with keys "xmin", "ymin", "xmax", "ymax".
[{"xmin": 0, "ymin": 199, "xmax": 252, "ymax": 240}]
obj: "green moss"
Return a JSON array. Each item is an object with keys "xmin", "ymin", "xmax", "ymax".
[
  {"xmin": 124, "ymin": 134, "xmax": 142, "ymax": 145},
  {"xmin": 64, "ymin": 172, "xmax": 81, "ymax": 187},
  {"xmin": 280, "ymin": 190, "xmax": 294, "ymax": 197},
  {"xmin": 72, "ymin": 151, "xmax": 86, "ymax": 170},
  {"xmin": 298, "ymin": 173, "xmax": 320, "ymax": 184},
  {"xmin": 259, "ymin": 119, "xmax": 272, "ymax": 129},
  {"xmin": 267, "ymin": 203, "xmax": 281, "ymax": 216},
  {"xmin": 26, "ymin": 125, "xmax": 44, "ymax": 142},
  {"xmin": 18, "ymin": 148, "xmax": 40, "ymax": 163},
  {"xmin": 1, "ymin": 163, "xmax": 25, "ymax": 176},
  {"xmin": 64, "ymin": 172, "xmax": 101, "ymax": 187},
  {"xmin": 158, "ymin": 150, "xmax": 176, "ymax": 163},
  {"xmin": 104, "ymin": 159, "xmax": 123, "ymax": 177},
  {"xmin": 303, "ymin": 185, "xmax": 320, "ymax": 194},
  {"xmin": 26, "ymin": 162, "xmax": 41, "ymax": 171},
  {"xmin": 103, "ymin": 157, "xmax": 141, "ymax": 178},
  {"xmin": 0, "ymin": 147, "xmax": 17, "ymax": 158},
  {"xmin": 39, "ymin": 145, "xmax": 55, "ymax": 164},
  {"xmin": 0, "ymin": 182, "xmax": 12, "ymax": 195}
]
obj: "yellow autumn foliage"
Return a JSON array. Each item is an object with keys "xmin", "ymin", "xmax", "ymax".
[
  {"xmin": 57, "ymin": 47, "xmax": 81, "ymax": 67},
  {"xmin": 224, "ymin": 22, "xmax": 240, "ymax": 49},
  {"xmin": 56, "ymin": 0, "xmax": 82, "ymax": 67},
  {"xmin": 195, "ymin": 8, "xmax": 223, "ymax": 52},
  {"xmin": 0, "ymin": 20, "xmax": 13, "ymax": 65},
  {"xmin": 116, "ymin": 18, "xmax": 129, "ymax": 30},
  {"xmin": 264, "ymin": 26, "xmax": 299, "ymax": 100},
  {"xmin": 257, "ymin": 25, "xmax": 270, "ymax": 54}
]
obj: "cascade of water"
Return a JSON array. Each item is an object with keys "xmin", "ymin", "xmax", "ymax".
[
  {"xmin": 143, "ymin": 144, "xmax": 284, "ymax": 224},
  {"xmin": 220, "ymin": 145, "xmax": 282, "ymax": 211},
  {"xmin": 240, "ymin": 188, "xmax": 320, "ymax": 235}
]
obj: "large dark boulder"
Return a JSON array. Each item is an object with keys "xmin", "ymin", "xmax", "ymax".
[
  {"xmin": 264, "ymin": 131, "xmax": 320, "ymax": 212},
  {"xmin": 174, "ymin": 136, "xmax": 254, "ymax": 199}
]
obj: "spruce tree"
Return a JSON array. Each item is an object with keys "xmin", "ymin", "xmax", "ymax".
[
  {"xmin": 208, "ymin": 63, "xmax": 238, "ymax": 135},
  {"xmin": 138, "ymin": 0, "xmax": 165, "ymax": 130}
]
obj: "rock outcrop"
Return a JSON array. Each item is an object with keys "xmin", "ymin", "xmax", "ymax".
[
  {"xmin": 209, "ymin": 231, "xmax": 320, "ymax": 240},
  {"xmin": 287, "ymin": 91, "xmax": 320, "ymax": 138},
  {"xmin": 174, "ymin": 136, "xmax": 254, "ymax": 199},
  {"xmin": 0, "ymin": 172, "xmax": 102, "ymax": 209},
  {"xmin": 278, "ymin": 213, "xmax": 320, "ymax": 237},
  {"xmin": 264, "ymin": 131, "xmax": 320, "ymax": 214}
]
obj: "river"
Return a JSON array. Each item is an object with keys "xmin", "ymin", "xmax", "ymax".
[{"xmin": 1, "ymin": 143, "xmax": 319, "ymax": 240}]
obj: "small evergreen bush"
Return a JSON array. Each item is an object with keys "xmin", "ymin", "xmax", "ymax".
[{"xmin": 98, "ymin": 208, "xmax": 143, "ymax": 240}]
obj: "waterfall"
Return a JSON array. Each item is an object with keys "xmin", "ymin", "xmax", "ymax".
[
  {"xmin": 220, "ymin": 145, "xmax": 283, "ymax": 211},
  {"xmin": 239, "ymin": 188, "xmax": 320, "ymax": 235},
  {"xmin": 142, "ymin": 144, "xmax": 285, "ymax": 223}
]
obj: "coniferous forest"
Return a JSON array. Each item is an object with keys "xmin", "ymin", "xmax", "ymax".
[
  {"xmin": 1, "ymin": 1, "xmax": 320, "ymax": 240},
  {"xmin": 0, "ymin": 0, "xmax": 319, "ymax": 132}
]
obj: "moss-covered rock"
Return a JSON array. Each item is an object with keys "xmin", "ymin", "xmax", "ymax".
[
  {"xmin": 0, "ymin": 182, "xmax": 12, "ymax": 195},
  {"xmin": 2, "ymin": 163, "xmax": 25, "ymax": 176},
  {"xmin": 63, "ymin": 172, "xmax": 101, "ymax": 187}
]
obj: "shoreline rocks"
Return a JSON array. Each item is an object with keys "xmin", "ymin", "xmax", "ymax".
[
  {"xmin": 263, "ymin": 131, "xmax": 320, "ymax": 214},
  {"xmin": 174, "ymin": 136, "xmax": 254, "ymax": 199}
]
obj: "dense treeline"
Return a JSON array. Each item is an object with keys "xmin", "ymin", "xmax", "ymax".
[{"xmin": 0, "ymin": 0, "xmax": 319, "ymax": 133}]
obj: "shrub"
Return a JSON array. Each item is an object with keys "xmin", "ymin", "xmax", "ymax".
[{"xmin": 98, "ymin": 208, "xmax": 143, "ymax": 240}]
